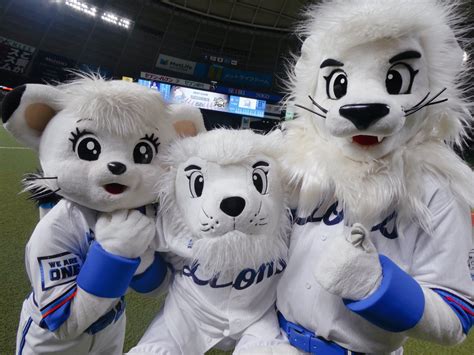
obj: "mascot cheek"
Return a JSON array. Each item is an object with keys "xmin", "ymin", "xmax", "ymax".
[{"xmin": 174, "ymin": 172, "xmax": 203, "ymax": 235}]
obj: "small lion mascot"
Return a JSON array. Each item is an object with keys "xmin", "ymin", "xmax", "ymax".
[
  {"xmin": 129, "ymin": 129, "xmax": 297, "ymax": 354},
  {"xmin": 2, "ymin": 76, "xmax": 192, "ymax": 354},
  {"xmin": 277, "ymin": 0, "xmax": 474, "ymax": 354}
]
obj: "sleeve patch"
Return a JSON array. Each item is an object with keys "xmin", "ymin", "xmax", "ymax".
[{"xmin": 38, "ymin": 252, "xmax": 82, "ymax": 291}]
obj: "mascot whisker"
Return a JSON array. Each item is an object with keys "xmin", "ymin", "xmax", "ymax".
[
  {"xmin": 276, "ymin": 0, "xmax": 474, "ymax": 354},
  {"xmin": 129, "ymin": 129, "xmax": 298, "ymax": 355}
]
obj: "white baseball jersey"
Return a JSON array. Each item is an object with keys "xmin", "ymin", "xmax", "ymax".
[
  {"xmin": 129, "ymin": 218, "xmax": 287, "ymax": 355},
  {"xmin": 16, "ymin": 199, "xmax": 125, "ymax": 355},
  {"xmin": 277, "ymin": 173, "xmax": 474, "ymax": 353}
]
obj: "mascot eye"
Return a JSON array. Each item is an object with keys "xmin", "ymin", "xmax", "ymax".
[
  {"xmin": 386, "ymin": 63, "xmax": 418, "ymax": 95},
  {"xmin": 76, "ymin": 137, "xmax": 101, "ymax": 161},
  {"xmin": 252, "ymin": 168, "xmax": 269, "ymax": 195},
  {"xmin": 134, "ymin": 134, "xmax": 160, "ymax": 164},
  {"xmin": 70, "ymin": 128, "xmax": 101, "ymax": 161},
  {"xmin": 133, "ymin": 142, "xmax": 154, "ymax": 164},
  {"xmin": 325, "ymin": 69, "xmax": 348, "ymax": 100},
  {"xmin": 187, "ymin": 171, "xmax": 204, "ymax": 198}
]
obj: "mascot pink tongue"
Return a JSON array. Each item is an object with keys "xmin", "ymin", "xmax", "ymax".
[
  {"xmin": 352, "ymin": 135, "xmax": 380, "ymax": 146},
  {"xmin": 278, "ymin": 0, "xmax": 474, "ymax": 354}
]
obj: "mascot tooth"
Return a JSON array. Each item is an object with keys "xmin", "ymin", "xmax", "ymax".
[
  {"xmin": 129, "ymin": 129, "xmax": 299, "ymax": 355},
  {"xmin": 2, "ymin": 76, "xmax": 197, "ymax": 354},
  {"xmin": 277, "ymin": 0, "xmax": 474, "ymax": 353}
]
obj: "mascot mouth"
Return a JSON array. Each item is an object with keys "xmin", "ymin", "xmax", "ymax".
[
  {"xmin": 103, "ymin": 183, "xmax": 128, "ymax": 195},
  {"xmin": 352, "ymin": 135, "xmax": 384, "ymax": 146}
]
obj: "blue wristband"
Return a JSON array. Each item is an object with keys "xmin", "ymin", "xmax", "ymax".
[
  {"xmin": 77, "ymin": 242, "xmax": 140, "ymax": 298},
  {"xmin": 39, "ymin": 202, "xmax": 56, "ymax": 209},
  {"xmin": 130, "ymin": 252, "xmax": 168, "ymax": 293},
  {"xmin": 344, "ymin": 255, "xmax": 425, "ymax": 332}
]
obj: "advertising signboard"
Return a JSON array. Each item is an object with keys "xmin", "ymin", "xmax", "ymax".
[
  {"xmin": 140, "ymin": 71, "xmax": 211, "ymax": 90},
  {"xmin": 156, "ymin": 54, "xmax": 197, "ymax": 75},
  {"xmin": 0, "ymin": 36, "xmax": 35, "ymax": 74},
  {"xmin": 137, "ymin": 80, "xmax": 267, "ymax": 118},
  {"xmin": 214, "ymin": 85, "xmax": 282, "ymax": 103},
  {"xmin": 138, "ymin": 79, "xmax": 172, "ymax": 101},
  {"xmin": 30, "ymin": 50, "xmax": 76, "ymax": 82},
  {"xmin": 171, "ymin": 86, "xmax": 228, "ymax": 112},
  {"xmin": 228, "ymin": 95, "xmax": 266, "ymax": 118},
  {"xmin": 209, "ymin": 64, "xmax": 273, "ymax": 89}
]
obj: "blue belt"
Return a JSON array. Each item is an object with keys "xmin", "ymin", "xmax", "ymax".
[
  {"xmin": 278, "ymin": 312, "xmax": 364, "ymax": 355},
  {"xmin": 85, "ymin": 297, "xmax": 125, "ymax": 335}
]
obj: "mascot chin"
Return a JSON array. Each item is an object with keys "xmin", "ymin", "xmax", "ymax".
[
  {"xmin": 2, "ymin": 76, "xmax": 195, "ymax": 354},
  {"xmin": 277, "ymin": 0, "xmax": 474, "ymax": 354},
  {"xmin": 129, "ymin": 129, "xmax": 298, "ymax": 355}
]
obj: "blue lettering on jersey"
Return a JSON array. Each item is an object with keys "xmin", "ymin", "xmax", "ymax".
[
  {"xmin": 38, "ymin": 252, "xmax": 83, "ymax": 291},
  {"xmin": 85, "ymin": 229, "xmax": 95, "ymax": 246},
  {"xmin": 371, "ymin": 211, "xmax": 398, "ymax": 239},
  {"xmin": 295, "ymin": 202, "xmax": 344, "ymax": 226},
  {"xmin": 182, "ymin": 259, "xmax": 287, "ymax": 290},
  {"xmin": 295, "ymin": 202, "xmax": 398, "ymax": 239}
]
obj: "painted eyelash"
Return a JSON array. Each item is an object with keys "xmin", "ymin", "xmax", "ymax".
[
  {"xmin": 69, "ymin": 127, "xmax": 93, "ymax": 151},
  {"xmin": 141, "ymin": 133, "xmax": 160, "ymax": 153}
]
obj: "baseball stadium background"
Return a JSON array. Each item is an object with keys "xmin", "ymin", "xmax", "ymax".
[{"xmin": 1, "ymin": 0, "xmax": 474, "ymax": 353}]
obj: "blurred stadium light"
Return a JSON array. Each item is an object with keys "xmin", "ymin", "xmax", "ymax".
[{"xmin": 60, "ymin": 0, "xmax": 133, "ymax": 29}]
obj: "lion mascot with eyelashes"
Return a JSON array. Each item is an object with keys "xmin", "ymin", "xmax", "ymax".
[
  {"xmin": 129, "ymin": 129, "xmax": 297, "ymax": 355},
  {"xmin": 276, "ymin": 0, "xmax": 474, "ymax": 354},
  {"xmin": 1, "ymin": 76, "xmax": 198, "ymax": 354}
]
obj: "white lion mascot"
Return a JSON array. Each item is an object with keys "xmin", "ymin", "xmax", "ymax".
[
  {"xmin": 129, "ymin": 129, "xmax": 297, "ymax": 354},
  {"xmin": 277, "ymin": 0, "xmax": 474, "ymax": 354},
  {"xmin": 1, "ymin": 76, "xmax": 196, "ymax": 354}
]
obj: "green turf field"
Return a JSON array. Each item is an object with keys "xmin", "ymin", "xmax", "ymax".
[{"xmin": 0, "ymin": 126, "xmax": 472, "ymax": 354}]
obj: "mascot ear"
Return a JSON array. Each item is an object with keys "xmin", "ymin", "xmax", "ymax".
[
  {"xmin": 169, "ymin": 104, "xmax": 206, "ymax": 137},
  {"xmin": 2, "ymin": 84, "xmax": 62, "ymax": 150}
]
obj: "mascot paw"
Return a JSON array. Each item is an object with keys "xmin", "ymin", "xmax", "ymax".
[
  {"xmin": 313, "ymin": 223, "xmax": 382, "ymax": 300},
  {"xmin": 235, "ymin": 343, "xmax": 302, "ymax": 355},
  {"xmin": 95, "ymin": 209, "xmax": 156, "ymax": 259}
]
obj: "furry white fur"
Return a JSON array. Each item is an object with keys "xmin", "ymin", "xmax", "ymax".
[
  {"xmin": 157, "ymin": 129, "xmax": 290, "ymax": 275},
  {"xmin": 56, "ymin": 75, "xmax": 170, "ymax": 138},
  {"xmin": 283, "ymin": 0, "xmax": 473, "ymax": 228},
  {"xmin": 6, "ymin": 76, "xmax": 180, "ymax": 212}
]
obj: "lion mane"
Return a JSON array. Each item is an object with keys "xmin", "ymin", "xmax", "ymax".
[{"xmin": 156, "ymin": 129, "xmax": 291, "ymax": 274}]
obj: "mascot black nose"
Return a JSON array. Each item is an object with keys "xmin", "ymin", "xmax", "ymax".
[
  {"xmin": 108, "ymin": 162, "xmax": 127, "ymax": 175},
  {"xmin": 220, "ymin": 196, "xmax": 246, "ymax": 217},
  {"xmin": 339, "ymin": 103, "xmax": 390, "ymax": 130}
]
